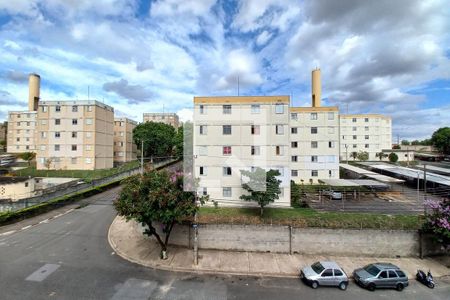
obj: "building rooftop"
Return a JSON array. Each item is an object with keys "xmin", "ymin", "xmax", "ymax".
[
  {"xmin": 340, "ymin": 114, "xmax": 391, "ymax": 120},
  {"xmin": 194, "ymin": 95, "xmax": 290, "ymax": 104},
  {"xmin": 290, "ymin": 106, "xmax": 338, "ymax": 112},
  {"xmin": 39, "ymin": 100, "xmax": 114, "ymax": 111}
]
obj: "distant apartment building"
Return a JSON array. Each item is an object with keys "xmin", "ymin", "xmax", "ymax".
[
  {"xmin": 6, "ymin": 112, "xmax": 37, "ymax": 153},
  {"xmin": 36, "ymin": 100, "xmax": 114, "ymax": 170},
  {"xmin": 193, "ymin": 96, "xmax": 291, "ymax": 207},
  {"xmin": 340, "ymin": 114, "xmax": 392, "ymax": 161},
  {"xmin": 143, "ymin": 113, "xmax": 180, "ymax": 128},
  {"xmin": 114, "ymin": 118, "xmax": 137, "ymax": 163}
]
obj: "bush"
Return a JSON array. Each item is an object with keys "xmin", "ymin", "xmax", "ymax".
[
  {"xmin": 388, "ymin": 152, "xmax": 398, "ymax": 162},
  {"xmin": 422, "ymin": 199, "xmax": 450, "ymax": 250}
]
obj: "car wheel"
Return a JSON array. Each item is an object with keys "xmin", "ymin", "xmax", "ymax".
[
  {"xmin": 396, "ymin": 283, "xmax": 404, "ymax": 291},
  {"xmin": 311, "ymin": 281, "xmax": 319, "ymax": 289},
  {"xmin": 367, "ymin": 283, "xmax": 376, "ymax": 291},
  {"xmin": 427, "ymin": 282, "xmax": 435, "ymax": 289},
  {"xmin": 339, "ymin": 282, "xmax": 348, "ymax": 291}
]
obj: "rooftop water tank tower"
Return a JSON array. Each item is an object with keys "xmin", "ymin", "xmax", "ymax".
[{"xmin": 28, "ymin": 73, "xmax": 40, "ymax": 111}]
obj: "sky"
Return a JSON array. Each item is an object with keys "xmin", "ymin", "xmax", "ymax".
[{"xmin": 0, "ymin": 0, "xmax": 449, "ymax": 141}]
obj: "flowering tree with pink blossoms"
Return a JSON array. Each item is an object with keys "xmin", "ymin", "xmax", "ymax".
[
  {"xmin": 423, "ymin": 199, "xmax": 450, "ymax": 250},
  {"xmin": 114, "ymin": 170, "xmax": 206, "ymax": 259}
]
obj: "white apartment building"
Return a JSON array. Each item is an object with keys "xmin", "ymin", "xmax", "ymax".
[
  {"xmin": 143, "ymin": 113, "xmax": 180, "ymax": 128},
  {"xmin": 6, "ymin": 111, "xmax": 37, "ymax": 153},
  {"xmin": 193, "ymin": 96, "xmax": 291, "ymax": 207},
  {"xmin": 36, "ymin": 100, "xmax": 114, "ymax": 170},
  {"xmin": 290, "ymin": 107, "xmax": 340, "ymax": 183},
  {"xmin": 114, "ymin": 118, "xmax": 137, "ymax": 163},
  {"xmin": 340, "ymin": 114, "xmax": 392, "ymax": 161}
]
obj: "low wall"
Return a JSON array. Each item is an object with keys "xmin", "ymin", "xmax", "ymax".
[{"xmin": 140, "ymin": 223, "xmax": 425, "ymax": 258}]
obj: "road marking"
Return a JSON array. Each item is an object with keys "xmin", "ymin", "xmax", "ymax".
[
  {"xmin": 25, "ymin": 264, "xmax": 60, "ymax": 282},
  {"xmin": 21, "ymin": 225, "xmax": 32, "ymax": 230},
  {"xmin": 39, "ymin": 219, "xmax": 49, "ymax": 224},
  {"xmin": 0, "ymin": 230, "xmax": 16, "ymax": 236},
  {"xmin": 111, "ymin": 278, "xmax": 158, "ymax": 300}
]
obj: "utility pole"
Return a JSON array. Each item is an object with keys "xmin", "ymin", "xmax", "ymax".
[{"xmin": 140, "ymin": 140, "xmax": 144, "ymax": 175}]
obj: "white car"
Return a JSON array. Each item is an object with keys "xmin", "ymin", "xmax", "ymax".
[
  {"xmin": 323, "ymin": 190, "xmax": 342, "ymax": 200},
  {"xmin": 300, "ymin": 261, "xmax": 349, "ymax": 290}
]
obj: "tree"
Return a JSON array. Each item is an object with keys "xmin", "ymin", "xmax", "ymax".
[
  {"xmin": 240, "ymin": 167, "xmax": 281, "ymax": 217},
  {"xmin": 376, "ymin": 152, "xmax": 387, "ymax": 161},
  {"xmin": 431, "ymin": 127, "xmax": 450, "ymax": 154},
  {"xmin": 19, "ymin": 152, "xmax": 36, "ymax": 166},
  {"xmin": 114, "ymin": 170, "xmax": 205, "ymax": 259},
  {"xmin": 401, "ymin": 140, "xmax": 410, "ymax": 146},
  {"xmin": 422, "ymin": 199, "xmax": 450, "ymax": 251},
  {"xmin": 411, "ymin": 140, "xmax": 420, "ymax": 145},
  {"xmin": 388, "ymin": 152, "xmax": 398, "ymax": 163},
  {"xmin": 133, "ymin": 122, "xmax": 176, "ymax": 159},
  {"xmin": 356, "ymin": 151, "xmax": 369, "ymax": 161},
  {"xmin": 350, "ymin": 151, "xmax": 358, "ymax": 161},
  {"xmin": 173, "ymin": 125, "xmax": 184, "ymax": 159},
  {"xmin": 0, "ymin": 139, "xmax": 5, "ymax": 151}
]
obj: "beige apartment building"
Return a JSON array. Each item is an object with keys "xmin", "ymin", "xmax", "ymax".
[
  {"xmin": 36, "ymin": 100, "xmax": 114, "ymax": 170},
  {"xmin": 340, "ymin": 114, "xmax": 392, "ymax": 161},
  {"xmin": 114, "ymin": 118, "xmax": 137, "ymax": 163},
  {"xmin": 6, "ymin": 111, "xmax": 37, "ymax": 153},
  {"xmin": 193, "ymin": 96, "xmax": 291, "ymax": 207},
  {"xmin": 143, "ymin": 113, "xmax": 180, "ymax": 128}
]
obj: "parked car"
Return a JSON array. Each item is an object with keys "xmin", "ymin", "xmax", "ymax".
[
  {"xmin": 299, "ymin": 261, "xmax": 349, "ymax": 290},
  {"xmin": 323, "ymin": 190, "xmax": 342, "ymax": 200},
  {"xmin": 353, "ymin": 263, "xmax": 408, "ymax": 291}
]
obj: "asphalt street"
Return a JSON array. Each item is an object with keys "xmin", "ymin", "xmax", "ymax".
[{"xmin": 1, "ymin": 178, "xmax": 449, "ymax": 299}]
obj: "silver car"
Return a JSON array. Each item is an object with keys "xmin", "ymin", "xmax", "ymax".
[
  {"xmin": 353, "ymin": 263, "xmax": 409, "ymax": 291},
  {"xmin": 299, "ymin": 261, "xmax": 349, "ymax": 290}
]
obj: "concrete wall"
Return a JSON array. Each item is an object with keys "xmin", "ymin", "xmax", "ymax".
[{"xmin": 145, "ymin": 223, "xmax": 422, "ymax": 258}]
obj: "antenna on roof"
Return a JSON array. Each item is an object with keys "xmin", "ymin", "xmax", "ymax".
[{"xmin": 237, "ymin": 76, "xmax": 240, "ymax": 96}]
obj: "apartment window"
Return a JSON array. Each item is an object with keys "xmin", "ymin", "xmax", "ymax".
[
  {"xmin": 41, "ymin": 132, "xmax": 47, "ymax": 138},
  {"xmin": 352, "ymin": 118, "xmax": 357, "ymax": 122},
  {"xmin": 17, "ymin": 122, "xmax": 20, "ymax": 126},
  {"xmin": 41, "ymin": 120, "xmax": 47, "ymax": 125},
  {"xmin": 25, "ymin": 182, "xmax": 28, "ymax": 187},
  {"xmin": 223, "ymin": 125, "xmax": 232, "ymax": 135},
  {"xmin": 71, "ymin": 158, "xmax": 77, "ymax": 164},
  {"xmin": 291, "ymin": 113, "xmax": 298, "ymax": 120},
  {"xmin": 353, "ymin": 144, "xmax": 357, "ymax": 148},
  {"xmin": 251, "ymin": 104, "xmax": 260, "ymax": 114},
  {"xmin": 223, "ymin": 187, "xmax": 232, "ymax": 197},
  {"xmin": 201, "ymin": 187, "xmax": 208, "ymax": 196},
  {"xmin": 55, "ymin": 119, "xmax": 60, "ymax": 125},
  {"xmin": 223, "ymin": 167, "xmax": 232, "ymax": 176},
  {"xmin": 328, "ymin": 141, "xmax": 335, "ymax": 148},
  {"xmin": 72, "ymin": 132, "xmax": 77, "ymax": 138},
  {"xmin": 275, "ymin": 125, "xmax": 284, "ymax": 135},
  {"xmin": 86, "ymin": 132, "xmax": 92, "ymax": 138},
  {"xmin": 72, "ymin": 119, "xmax": 78, "ymax": 125},
  {"xmin": 86, "ymin": 145, "xmax": 92, "ymax": 151},
  {"xmin": 329, "ymin": 170, "xmax": 333, "ymax": 177},
  {"xmin": 199, "ymin": 105, "xmax": 205, "ymax": 114},
  {"xmin": 311, "ymin": 127, "xmax": 318, "ymax": 134},
  {"xmin": 353, "ymin": 135, "xmax": 357, "ymax": 140},
  {"xmin": 16, "ymin": 129, "xmax": 20, "ymax": 134},
  {"xmin": 291, "ymin": 127, "xmax": 298, "ymax": 134},
  {"xmin": 72, "ymin": 145, "xmax": 77, "ymax": 151},
  {"xmin": 311, "ymin": 170, "xmax": 318, "ymax": 177},
  {"xmin": 87, "ymin": 106, "xmax": 93, "ymax": 112},
  {"xmin": 328, "ymin": 127, "xmax": 335, "ymax": 134},
  {"xmin": 311, "ymin": 141, "xmax": 318, "ymax": 148},
  {"xmin": 251, "ymin": 146, "xmax": 260, "ymax": 156},
  {"xmin": 291, "ymin": 141, "xmax": 298, "ymax": 148},
  {"xmin": 311, "ymin": 155, "xmax": 318, "ymax": 162},
  {"xmin": 328, "ymin": 112, "xmax": 335, "ymax": 120},
  {"xmin": 120, "ymin": 132, "xmax": 124, "ymax": 137},
  {"xmin": 85, "ymin": 158, "xmax": 92, "ymax": 164},
  {"xmin": 310, "ymin": 113, "xmax": 318, "ymax": 120},
  {"xmin": 41, "ymin": 106, "xmax": 47, "ymax": 112},
  {"xmin": 54, "ymin": 145, "xmax": 60, "ymax": 151},
  {"xmin": 365, "ymin": 144, "xmax": 369, "ymax": 148},
  {"xmin": 275, "ymin": 145, "xmax": 283, "ymax": 155},
  {"xmin": 365, "ymin": 135, "xmax": 369, "ymax": 140},
  {"xmin": 291, "ymin": 170, "xmax": 298, "ymax": 177},
  {"xmin": 16, "ymin": 137, "xmax": 20, "ymax": 142},
  {"xmin": 199, "ymin": 166, "xmax": 207, "ymax": 176},
  {"xmin": 86, "ymin": 119, "xmax": 93, "ymax": 125},
  {"xmin": 17, "ymin": 114, "xmax": 21, "ymax": 118},
  {"xmin": 72, "ymin": 105, "xmax": 78, "ymax": 112},
  {"xmin": 275, "ymin": 103, "xmax": 284, "ymax": 114},
  {"xmin": 251, "ymin": 125, "xmax": 260, "ymax": 135},
  {"xmin": 365, "ymin": 118, "xmax": 369, "ymax": 122},
  {"xmin": 55, "ymin": 106, "xmax": 61, "ymax": 112},
  {"xmin": 365, "ymin": 126, "xmax": 369, "ymax": 131},
  {"xmin": 223, "ymin": 105, "xmax": 232, "ymax": 114},
  {"xmin": 223, "ymin": 146, "xmax": 232, "ymax": 155},
  {"xmin": 199, "ymin": 125, "xmax": 207, "ymax": 135},
  {"xmin": 26, "ymin": 122, "xmax": 30, "ymax": 126},
  {"xmin": 120, "ymin": 142, "xmax": 124, "ymax": 147},
  {"xmin": 26, "ymin": 137, "xmax": 29, "ymax": 142},
  {"xmin": 291, "ymin": 156, "xmax": 298, "ymax": 162},
  {"xmin": 55, "ymin": 132, "xmax": 60, "ymax": 138}
]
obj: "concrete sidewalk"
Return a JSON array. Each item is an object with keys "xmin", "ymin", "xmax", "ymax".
[{"xmin": 108, "ymin": 216, "xmax": 449, "ymax": 279}]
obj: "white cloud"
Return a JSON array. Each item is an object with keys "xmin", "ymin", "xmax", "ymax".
[
  {"xmin": 151, "ymin": 0, "xmax": 216, "ymax": 17},
  {"xmin": 256, "ymin": 30, "xmax": 272, "ymax": 46},
  {"xmin": 177, "ymin": 108, "xmax": 193, "ymax": 123}
]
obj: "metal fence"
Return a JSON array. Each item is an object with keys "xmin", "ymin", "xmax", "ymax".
[{"xmin": 0, "ymin": 159, "xmax": 177, "ymax": 213}]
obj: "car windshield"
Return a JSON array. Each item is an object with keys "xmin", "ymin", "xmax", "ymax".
[
  {"xmin": 311, "ymin": 262, "xmax": 325, "ymax": 274},
  {"xmin": 363, "ymin": 264, "xmax": 381, "ymax": 276}
]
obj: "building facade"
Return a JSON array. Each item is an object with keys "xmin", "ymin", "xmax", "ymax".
[
  {"xmin": 143, "ymin": 113, "xmax": 180, "ymax": 128},
  {"xmin": 193, "ymin": 96, "xmax": 291, "ymax": 207},
  {"xmin": 6, "ymin": 112, "xmax": 37, "ymax": 153},
  {"xmin": 340, "ymin": 114, "xmax": 392, "ymax": 161},
  {"xmin": 35, "ymin": 100, "xmax": 114, "ymax": 170},
  {"xmin": 113, "ymin": 118, "xmax": 137, "ymax": 163}
]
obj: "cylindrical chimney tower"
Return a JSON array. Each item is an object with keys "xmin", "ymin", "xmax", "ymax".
[
  {"xmin": 28, "ymin": 73, "xmax": 40, "ymax": 111},
  {"xmin": 312, "ymin": 68, "xmax": 321, "ymax": 107}
]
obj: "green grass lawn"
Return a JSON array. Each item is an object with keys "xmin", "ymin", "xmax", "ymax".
[
  {"xmin": 12, "ymin": 160, "xmax": 140, "ymax": 181},
  {"xmin": 198, "ymin": 207, "xmax": 422, "ymax": 230}
]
